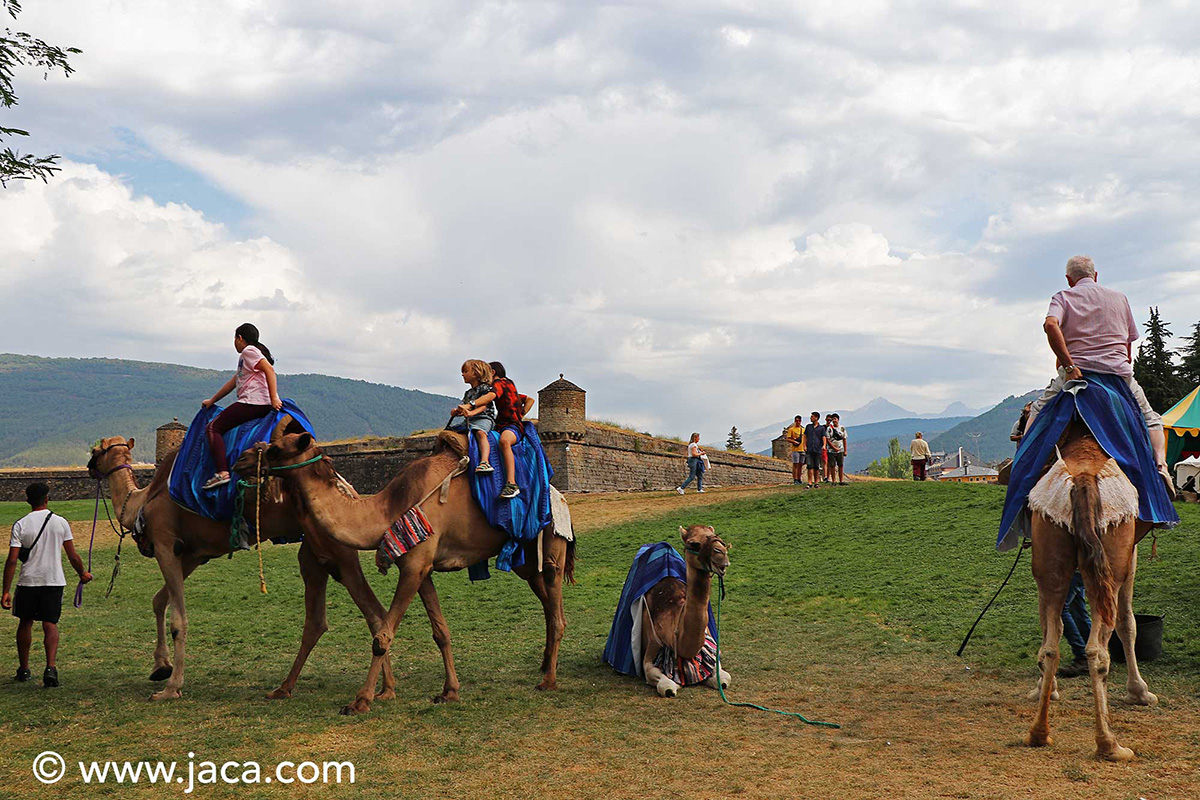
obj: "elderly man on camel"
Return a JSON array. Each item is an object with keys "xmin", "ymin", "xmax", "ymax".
[{"xmin": 1025, "ymin": 255, "xmax": 1175, "ymax": 499}]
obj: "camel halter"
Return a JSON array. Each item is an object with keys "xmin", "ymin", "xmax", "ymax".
[{"xmin": 80, "ymin": 452, "xmax": 136, "ymax": 608}]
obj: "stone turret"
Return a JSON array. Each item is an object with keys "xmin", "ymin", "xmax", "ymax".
[
  {"xmin": 156, "ymin": 418, "xmax": 187, "ymax": 465},
  {"xmin": 771, "ymin": 434, "xmax": 791, "ymax": 461},
  {"xmin": 537, "ymin": 374, "xmax": 586, "ymax": 442}
]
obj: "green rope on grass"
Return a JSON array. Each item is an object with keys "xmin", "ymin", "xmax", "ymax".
[{"xmin": 713, "ymin": 574, "xmax": 840, "ymax": 728}]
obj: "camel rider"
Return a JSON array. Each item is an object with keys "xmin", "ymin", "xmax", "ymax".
[{"xmin": 1026, "ymin": 255, "xmax": 1175, "ymax": 498}]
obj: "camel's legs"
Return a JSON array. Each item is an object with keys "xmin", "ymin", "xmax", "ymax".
[
  {"xmin": 535, "ymin": 535, "xmax": 567, "ymax": 691},
  {"xmin": 342, "ymin": 554, "xmax": 432, "ymax": 716},
  {"xmin": 417, "ymin": 576, "xmax": 460, "ymax": 703},
  {"xmin": 639, "ymin": 610, "xmax": 679, "ymax": 697},
  {"xmin": 328, "ymin": 549, "xmax": 396, "ymax": 701},
  {"xmin": 151, "ymin": 549, "xmax": 190, "ymax": 701},
  {"xmin": 1114, "ymin": 547, "xmax": 1157, "ymax": 706},
  {"xmin": 1027, "ymin": 523, "xmax": 1073, "ymax": 747},
  {"xmin": 1080, "ymin": 528, "xmax": 1137, "ymax": 762},
  {"xmin": 268, "ymin": 542, "xmax": 331, "ymax": 699},
  {"xmin": 149, "ymin": 558, "xmax": 200, "ymax": 685},
  {"xmin": 150, "ymin": 584, "xmax": 172, "ymax": 680}
]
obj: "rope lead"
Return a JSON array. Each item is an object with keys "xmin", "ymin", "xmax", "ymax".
[{"xmin": 713, "ymin": 574, "xmax": 840, "ymax": 728}]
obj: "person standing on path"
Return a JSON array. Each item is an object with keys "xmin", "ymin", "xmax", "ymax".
[
  {"xmin": 826, "ymin": 413, "xmax": 848, "ymax": 485},
  {"xmin": 784, "ymin": 415, "xmax": 805, "ymax": 485},
  {"xmin": 676, "ymin": 433, "xmax": 707, "ymax": 494},
  {"xmin": 910, "ymin": 432, "xmax": 932, "ymax": 481},
  {"xmin": 803, "ymin": 412, "xmax": 827, "ymax": 489},
  {"xmin": 2, "ymin": 482, "xmax": 92, "ymax": 688}
]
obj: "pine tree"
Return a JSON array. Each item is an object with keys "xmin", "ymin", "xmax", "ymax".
[
  {"xmin": 1178, "ymin": 320, "xmax": 1200, "ymax": 388},
  {"xmin": 1133, "ymin": 307, "xmax": 1186, "ymax": 412},
  {"xmin": 725, "ymin": 426, "xmax": 744, "ymax": 452}
]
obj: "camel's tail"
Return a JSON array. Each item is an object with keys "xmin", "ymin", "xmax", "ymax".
[
  {"xmin": 563, "ymin": 538, "xmax": 577, "ymax": 585},
  {"xmin": 1071, "ymin": 472, "xmax": 1117, "ymax": 628}
]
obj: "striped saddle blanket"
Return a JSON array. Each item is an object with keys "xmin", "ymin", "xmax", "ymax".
[
  {"xmin": 379, "ymin": 507, "xmax": 434, "ymax": 564},
  {"xmin": 653, "ymin": 629, "xmax": 718, "ymax": 686}
]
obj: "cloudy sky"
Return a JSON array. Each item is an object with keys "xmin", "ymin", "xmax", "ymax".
[{"xmin": 3, "ymin": 1, "xmax": 1200, "ymax": 442}]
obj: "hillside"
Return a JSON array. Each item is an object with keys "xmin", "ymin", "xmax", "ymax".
[
  {"xmin": 0, "ymin": 354, "xmax": 459, "ymax": 467},
  {"xmin": 929, "ymin": 390, "xmax": 1041, "ymax": 464},
  {"xmin": 839, "ymin": 416, "xmax": 972, "ymax": 473}
]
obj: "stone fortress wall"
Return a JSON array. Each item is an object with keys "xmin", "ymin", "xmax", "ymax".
[{"xmin": 0, "ymin": 379, "xmax": 790, "ymax": 501}]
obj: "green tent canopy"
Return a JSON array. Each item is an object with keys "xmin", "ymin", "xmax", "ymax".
[{"xmin": 1162, "ymin": 385, "xmax": 1200, "ymax": 469}]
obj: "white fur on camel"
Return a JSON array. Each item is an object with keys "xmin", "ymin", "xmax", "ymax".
[{"xmin": 1028, "ymin": 457, "xmax": 1138, "ymax": 534}]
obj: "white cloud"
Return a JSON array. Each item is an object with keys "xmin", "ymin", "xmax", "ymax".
[{"xmin": 7, "ymin": 1, "xmax": 1200, "ymax": 443}]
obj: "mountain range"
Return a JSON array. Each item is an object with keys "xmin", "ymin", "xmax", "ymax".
[
  {"xmin": 740, "ymin": 396, "xmax": 988, "ymax": 455},
  {"xmin": 0, "ymin": 354, "xmax": 459, "ymax": 467}
]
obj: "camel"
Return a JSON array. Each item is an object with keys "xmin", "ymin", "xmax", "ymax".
[
  {"xmin": 641, "ymin": 525, "xmax": 732, "ymax": 697},
  {"xmin": 1025, "ymin": 422, "xmax": 1158, "ymax": 761},
  {"xmin": 87, "ymin": 433, "xmax": 397, "ymax": 702},
  {"xmin": 247, "ymin": 430, "xmax": 575, "ymax": 715}
]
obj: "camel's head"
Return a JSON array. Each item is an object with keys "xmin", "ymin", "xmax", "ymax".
[
  {"xmin": 255, "ymin": 432, "xmax": 322, "ymax": 472},
  {"xmin": 87, "ymin": 436, "xmax": 135, "ymax": 479},
  {"xmin": 679, "ymin": 524, "xmax": 729, "ymax": 577}
]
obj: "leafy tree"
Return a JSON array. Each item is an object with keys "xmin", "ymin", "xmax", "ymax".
[
  {"xmin": 725, "ymin": 426, "xmax": 744, "ymax": 452},
  {"xmin": 1133, "ymin": 307, "xmax": 1187, "ymax": 412},
  {"xmin": 2, "ymin": 0, "xmax": 81, "ymax": 186},
  {"xmin": 1178, "ymin": 320, "xmax": 1200, "ymax": 388},
  {"xmin": 866, "ymin": 437, "xmax": 909, "ymax": 479}
]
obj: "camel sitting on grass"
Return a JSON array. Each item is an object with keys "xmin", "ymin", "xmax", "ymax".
[
  {"xmin": 1025, "ymin": 422, "xmax": 1158, "ymax": 761},
  {"xmin": 246, "ymin": 430, "xmax": 575, "ymax": 715},
  {"xmin": 87, "ymin": 433, "xmax": 397, "ymax": 702},
  {"xmin": 642, "ymin": 525, "xmax": 731, "ymax": 697}
]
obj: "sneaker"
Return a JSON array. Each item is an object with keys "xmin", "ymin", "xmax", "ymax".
[
  {"xmin": 676, "ymin": 487, "xmax": 685, "ymax": 495},
  {"xmin": 42, "ymin": 666, "xmax": 59, "ymax": 688},
  {"xmin": 201, "ymin": 472, "xmax": 231, "ymax": 490},
  {"xmin": 697, "ymin": 489, "xmax": 705, "ymax": 493},
  {"xmin": 14, "ymin": 667, "xmax": 31, "ymax": 683},
  {"xmin": 1056, "ymin": 656, "xmax": 1089, "ymax": 679},
  {"xmin": 499, "ymin": 483, "xmax": 520, "ymax": 499}
]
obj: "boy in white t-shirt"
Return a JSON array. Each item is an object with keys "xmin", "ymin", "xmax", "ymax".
[{"xmin": 2, "ymin": 483, "xmax": 91, "ymax": 687}]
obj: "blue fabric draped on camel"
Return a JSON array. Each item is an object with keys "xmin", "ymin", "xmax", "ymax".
[
  {"xmin": 168, "ymin": 400, "xmax": 316, "ymax": 524},
  {"xmin": 998, "ymin": 373, "xmax": 1178, "ymax": 552},
  {"xmin": 464, "ymin": 421, "xmax": 554, "ymax": 580},
  {"xmin": 603, "ymin": 541, "xmax": 717, "ymax": 678}
]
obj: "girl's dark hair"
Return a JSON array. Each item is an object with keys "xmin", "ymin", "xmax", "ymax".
[
  {"xmin": 235, "ymin": 323, "xmax": 275, "ymax": 365},
  {"xmin": 489, "ymin": 361, "xmax": 507, "ymax": 379}
]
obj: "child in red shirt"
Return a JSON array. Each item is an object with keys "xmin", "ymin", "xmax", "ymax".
[{"xmin": 489, "ymin": 362, "xmax": 535, "ymax": 500}]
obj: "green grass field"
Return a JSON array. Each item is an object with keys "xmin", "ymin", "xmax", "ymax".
[{"xmin": 0, "ymin": 482, "xmax": 1196, "ymax": 798}]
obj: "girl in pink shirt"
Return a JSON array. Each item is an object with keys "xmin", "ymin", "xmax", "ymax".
[{"xmin": 201, "ymin": 323, "xmax": 282, "ymax": 489}]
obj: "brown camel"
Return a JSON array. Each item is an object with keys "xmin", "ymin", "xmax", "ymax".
[
  {"xmin": 1025, "ymin": 422, "xmax": 1158, "ymax": 761},
  {"xmin": 640, "ymin": 525, "xmax": 731, "ymax": 697},
  {"xmin": 249, "ymin": 430, "xmax": 575, "ymax": 715},
  {"xmin": 87, "ymin": 434, "xmax": 397, "ymax": 702}
]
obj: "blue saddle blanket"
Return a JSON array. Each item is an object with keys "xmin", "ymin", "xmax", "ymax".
[
  {"xmin": 603, "ymin": 542, "xmax": 717, "ymax": 678},
  {"xmin": 465, "ymin": 422, "xmax": 554, "ymax": 579},
  {"xmin": 997, "ymin": 373, "xmax": 1178, "ymax": 552},
  {"xmin": 168, "ymin": 400, "xmax": 316, "ymax": 523}
]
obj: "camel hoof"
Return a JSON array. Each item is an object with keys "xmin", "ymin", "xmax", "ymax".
[
  {"xmin": 1026, "ymin": 731, "xmax": 1052, "ymax": 748},
  {"xmin": 150, "ymin": 688, "xmax": 182, "ymax": 702},
  {"xmin": 535, "ymin": 679, "xmax": 557, "ymax": 691},
  {"xmin": 265, "ymin": 687, "xmax": 293, "ymax": 700},
  {"xmin": 656, "ymin": 676, "xmax": 680, "ymax": 697},
  {"xmin": 1098, "ymin": 744, "xmax": 1135, "ymax": 762},
  {"xmin": 148, "ymin": 666, "xmax": 173, "ymax": 682},
  {"xmin": 1126, "ymin": 690, "xmax": 1158, "ymax": 707},
  {"xmin": 1051, "ymin": 689, "xmax": 1060, "ymax": 701},
  {"xmin": 376, "ymin": 689, "xmax": 396, "ymax": 702},
  {"xmin": 339, "ymin": 700, "xmax": 371, "ymax": 716}
]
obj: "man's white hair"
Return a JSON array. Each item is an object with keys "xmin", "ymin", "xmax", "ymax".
[{"xmin": 1066, "ymin": 255, "xmax": 1096, "ymax": 281}]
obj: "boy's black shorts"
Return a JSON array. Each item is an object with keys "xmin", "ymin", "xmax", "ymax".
[{"xmin": 12, "ymin": 585, "xmax": 64, "ymax": 623}]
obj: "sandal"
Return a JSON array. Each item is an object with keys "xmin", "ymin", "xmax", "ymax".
[
  {"xmin": 202, "ymin": 472, "xmax": 231, "ymax": 490},
  {"xmin": 475, "ymin": 462, "xmax": 495, "ymax": 474}
]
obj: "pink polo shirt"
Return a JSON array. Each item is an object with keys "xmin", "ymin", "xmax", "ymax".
[{"xmin": 1046, "ymin": 277, "xmax": 1138, "ymax": 377}]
